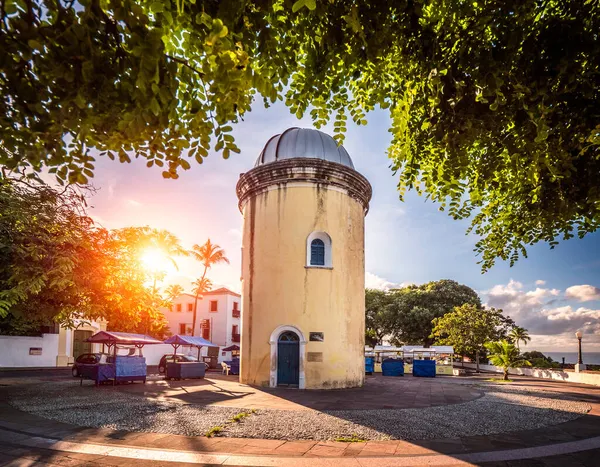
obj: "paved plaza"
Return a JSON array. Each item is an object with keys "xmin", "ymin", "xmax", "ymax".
[{"xmin": 1, "ymin": 370, "xmax": 600, "ymax": 465}]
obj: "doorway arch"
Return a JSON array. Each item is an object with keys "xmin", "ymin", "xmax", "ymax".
[
  {"xmin": 277, "ymin": 331, "xmax": 300, "ymax": 386},
  {"xmin": 269, "ymin": 325, "xmax": 306, "ymax": 388}
]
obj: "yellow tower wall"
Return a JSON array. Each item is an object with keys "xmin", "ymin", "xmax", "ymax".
[{"xmin": 240, "ymin": 183, "xmax": 366, "ymax": 389}]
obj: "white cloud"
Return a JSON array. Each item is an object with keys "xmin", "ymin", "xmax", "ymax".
[
  {"xmin": 482, "ymin": 280, "xmax": 600, "ymax": 350},
  {"xmin": 126, "ymin": 199, "xmax": 142, "ymax": 207},
  {"xmin": 365, "ymin": 272, "xmax": 411, "ymax": 291},
  {"xmin": 228, "ymin": 228, "xmax": 242, "ymax": 240},
  {"xmin": 565, "ymin": 285, "xmax": 600, "ymax": 302},
  {"xmin": 535, "ymin": 280, "xmax": 546, "ymax": 286}
]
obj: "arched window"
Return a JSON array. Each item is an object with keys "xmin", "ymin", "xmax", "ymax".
[
  {"xmin": 306, "ymin": 232, "xmax": 332, "ymax": 268},
  {"xmin": 310, "ymin": 239, "xmax": 325, "ymax": 266},
  {"xmin": 279, "ymin": 331, "xmax": 299, "ymax": 342}
]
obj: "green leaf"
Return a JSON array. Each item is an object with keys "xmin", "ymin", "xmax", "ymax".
[
  {"xmin": 27, "ymin": 39, "xmax": 43, "ymax": 50},
  {"xmin": 292, "ymin": 0, "xmax": 306, "ymax": 13},
  {"xmin": 150, "ymin": 3, "xmax": 164, "ymax": 13}
]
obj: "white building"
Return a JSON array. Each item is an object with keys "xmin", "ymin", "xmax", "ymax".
[
  {"xmin": 0, "ymin": 319, "xmax": 107, "ymax": 368},
  {"xmin": 160, "ymin": 288, "xmax": 241, "ymax": 362}
]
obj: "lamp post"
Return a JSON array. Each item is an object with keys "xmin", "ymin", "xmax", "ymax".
[{"xmin": 575, "ymin": 330, "xmax": 586, "ymax": 372}]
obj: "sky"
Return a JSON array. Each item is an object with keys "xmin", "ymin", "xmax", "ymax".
[{"xmin": 82, "ymin": 101, "xmax": 600, "ymax": 354}]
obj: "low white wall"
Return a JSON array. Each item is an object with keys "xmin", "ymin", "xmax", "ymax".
[
  {"xmin": 0, "ymin": 334, "xmax": 60, "ymax": 368},
  {"xmin": 461, "ymin": 362, "xmax": 600, "ymax": 387},
  {"xmin": 134, "ymin": 344, "xmax": 173, "ymax": 365}
]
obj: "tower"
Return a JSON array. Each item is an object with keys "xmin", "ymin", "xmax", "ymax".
[{"xmin": 236, "ymin": 128, "xmax": 372, "ymax": 389}]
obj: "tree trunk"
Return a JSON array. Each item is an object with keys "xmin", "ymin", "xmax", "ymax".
[
  {"xmin": 191, "ymin": 264, "xmax": 209, "ymax": 337},
  {"xmin": 503, "ymin": 368, "xmax": 509, "ymax": 381},
  {"xmin": 192, "ymin": 293, "xmax": 199, "ymax": 336},
  {"xmin": 476, "ymin": 349, "xmax": 480, "ymax": 373}
]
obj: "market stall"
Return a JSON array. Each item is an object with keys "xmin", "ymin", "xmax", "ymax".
[
  {"xmin": 403, "ymin": 346, "xmax": 455, "ymax": 376},
  {"xmin": 365, "ymin": 345, "xmax": 454, "ymax": 376},
  {"xmin": 163, "ymin": 335, "xmax": 218, "ymax": 380},
  {"xmin": 80, "ymin": 331, "xmax": 163, "ymax": 385}
]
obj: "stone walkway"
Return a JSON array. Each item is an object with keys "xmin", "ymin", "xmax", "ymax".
[
  {"xmin": 110, "ymin": 373, "xmax": 485, "ymax": 410},
  {"xmin": 1, "ymin": 372, "xmax": 600, "ymax": 465}
]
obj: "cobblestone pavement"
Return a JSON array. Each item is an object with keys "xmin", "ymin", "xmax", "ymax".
[
  {"xmin": 1, "ymin": 371, "xmax": 600, "ymax": 465},
  {"xmin": 4, "ymin": 374, "xmax": 593, "ymax": 441}
]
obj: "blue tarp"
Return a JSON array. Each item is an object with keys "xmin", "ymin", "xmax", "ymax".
[
  {"xmin": 382, "ymin": 358, "xmax": 404, "ymax": 376},
  {"xmin": 115, "ymin": 355, "xmax": 146, "ymax": 378},
  {"xmin": 413, "ymin": 359, "xmax": 436, "ymax": 377},
  {"xmin": 224, "ymin": 359, "xmax": 240, "ymax": 375},
  {"xmin": 365, "ymin": 357, "xmax": 374, "ymax": 374},
  {"xmin": 163, "ymin": 335, "xmax": 218, "ymax": 347}
]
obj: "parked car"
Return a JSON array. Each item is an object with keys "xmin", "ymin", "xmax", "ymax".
[
  {"xmin": 72, "ymin": 353, "xmax": 110, "ymax": 377},
  {"xmin": 158, "ymin": 354, "xmax": 209, "ymax": 374}
]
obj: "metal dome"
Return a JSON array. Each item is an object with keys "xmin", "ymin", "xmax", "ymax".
[{"xmin": 254, "ymin": 128, "xmax": 355, "ymax": 169}]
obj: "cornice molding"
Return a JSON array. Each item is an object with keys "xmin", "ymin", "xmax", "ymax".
[{"xmin": 236, "ymin": 158, "xmax": 372, "ymax": 213}]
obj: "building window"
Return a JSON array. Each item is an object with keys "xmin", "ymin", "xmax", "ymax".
[
  {"xmin": 202, "ymin": 327, "xmax": 210, "ymax": 340},
  {"xmin": 209, "ymin": 300, "xmax": 218, "ymax": 312},
  {"xmin": 179, "ymin": 323, "xmax": 187, "ymax": 334},
  {"xmin": 306, "ymin": 231, "xmax": 332, "ymax": 268},
  {"xmin": 310, "ymin": 239, "xmax": 325, "ymax": 265},
  {"xmin": 233, "ymin": 302, "xmax": 239, "ymax": 311},
  {"xmin": 232, "ymin": 324, "xmax": 239, "ymax": 334},
  {"xmin": 187, "ymin": 303, "xmax": 193, "ymax": 312},
  {"xmin": 176, "ymin": 303, "xmax": 182, "ymax": 312}
]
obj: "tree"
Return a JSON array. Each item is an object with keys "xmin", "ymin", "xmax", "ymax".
[
  {"xmin": 485, "ymin": 341, "xmax": 532, "ymax": 381},
  {"xmin": 521, "ymin": 351, "xmax": 561, "ymax": 369},
  {"xmin": 0, "ymin": 178, "xmax": 176, "ymax": 337},
  {"xmin": 386, "ymin": 280, "xmax": 481, "ymax": 346},
  {"xmin": 188, "ymin": 239, "xmax": 229, "ymax": 336},
  {"xmin": 431, "ymin": 303, "xmax": 516, "ymax": 371},
  {"xmin": 139, "ymin": 229, "xmax": 188, "ymax": 292},
  {"xmin": 1, "ymin": 1, "xmax": 598, "ymax": 270},
  {"xmin": 165, "ymin": 284, "xmax": 184, "ymax": 303},
  {"xmin": 365, "ymin": 288, "xmax": 395, "ymax": 347},
  {"xmin": 0, "ymin": 177, "xmax": 104, "ymax": 331},
  {"xmin": 509, "ymin": 326, "xmax": 531, "ymax": 353}
]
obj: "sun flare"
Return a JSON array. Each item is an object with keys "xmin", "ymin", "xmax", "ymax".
[{"xmin": 141, "ymin": 248, "xmax": 170, "ymax": 273}]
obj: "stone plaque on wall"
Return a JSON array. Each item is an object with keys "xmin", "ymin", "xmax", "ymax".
[{"xmin": 307, "ymin": 352, "xmax": 323, "ymax": 362}]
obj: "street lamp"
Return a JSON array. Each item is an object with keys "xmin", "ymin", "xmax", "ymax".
[{"xmin": 575, "ymin": 330, "xmax": 586, "ymax": 372}]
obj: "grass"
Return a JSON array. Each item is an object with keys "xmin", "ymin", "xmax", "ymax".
[
  {"xmin": 230, "ymin": 411, "xmax": 252, "ymax": 423},
  {"xmin": 205, "ymin": 426, "xmax": 223, "ymax": 437},
  {"xmin": 485, "ymin": 378, "xmax": 514, "ymax": 383},
  {"xmin": 206, "ymin": 409, "xmax": 258, "ymax": 437},
  {"xmin": 334, "ymin": 434, "xmax": 367, "ymax": 443}
]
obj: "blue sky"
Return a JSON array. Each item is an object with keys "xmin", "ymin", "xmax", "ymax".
[{"xmin": 85, "ymin": 101, "xmax": 600, "ymax": 353}]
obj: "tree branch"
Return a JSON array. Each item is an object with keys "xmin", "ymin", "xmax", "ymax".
[{"xmin": 166, "ymin": 55, "xmax": 205, "ymax": 78}]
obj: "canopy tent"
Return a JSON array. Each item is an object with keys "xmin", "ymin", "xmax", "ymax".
[
  {"xmin": 222, "ymin": 344, "xmax": 240, "ymax": 352},
  {"xmin": 81, "ymin": 331, "xmax": 161, "ymax": 386},
  {"xmin": 163, "ymin": 334, "xmax": 218, "ymax": 361},
  {"xmin": 164, "ymin": 335, "xmax": 218, "ymax": 347},
  {"xmin": 86, "ymin": 331, "xmax": 163, "ymax": 346}
]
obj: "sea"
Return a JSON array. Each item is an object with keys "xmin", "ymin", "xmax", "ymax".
[{"xmin": 544, "ymin": 352, "xmax": 600, "ymax": 365}]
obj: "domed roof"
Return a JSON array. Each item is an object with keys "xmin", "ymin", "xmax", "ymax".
[{"xmin": 254, "ymin": 128, "xmax": 355, "ymax": 169}]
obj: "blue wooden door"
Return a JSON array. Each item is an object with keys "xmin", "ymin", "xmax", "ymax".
[{"xmin": 277, "ymin": 331, "xmax": 299, "ymax": 386}]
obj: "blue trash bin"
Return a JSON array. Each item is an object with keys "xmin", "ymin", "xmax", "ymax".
[
  {"xmin": 381, "ymin": 358, "xmax": 404, "ymax": 376},
  {"xmin": 365, "ymin": 357, "xmax": 374, "ymax": 375},
  {"xmin": 412, "ymin": 359, "xmax": 436, "ymax": 377}
]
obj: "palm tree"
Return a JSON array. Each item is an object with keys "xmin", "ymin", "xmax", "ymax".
[
  {"xmin": 485, "ymin": 340, "xmax": 531, "ymax": 381},
  {"xmin": 165, "ymin": 284, "xmax": 184, "ymax": 306},
  {"xmin": 191, "ymin": 277, "xmax": 213, "ymax": 337},
  {"xmin": 188, "ymin": 239, "xmax": 229, "ymax": 336},
  {"xmin": 509, "ymin": 326, "xmax": 531, "ymax": 353}
]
